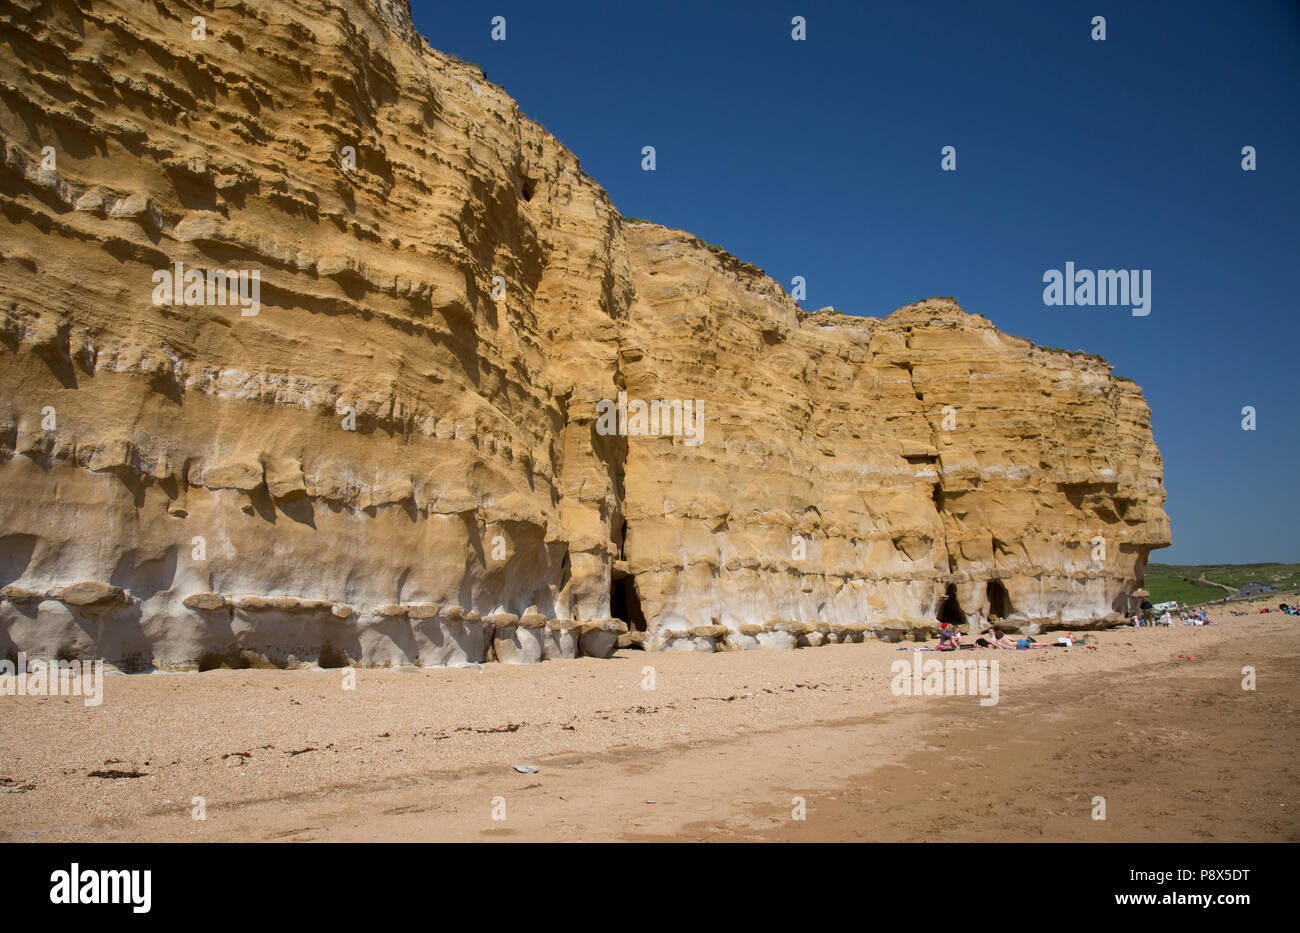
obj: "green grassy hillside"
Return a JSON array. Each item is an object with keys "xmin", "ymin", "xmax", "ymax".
[{"xmin": 1144, "ymin": 562, "xmax": 1300, "ymax": 605}]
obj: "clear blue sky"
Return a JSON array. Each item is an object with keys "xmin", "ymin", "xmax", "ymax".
[{"xmin": 412, "ymin": 0, "xmax": 1300, "ymax": 564}]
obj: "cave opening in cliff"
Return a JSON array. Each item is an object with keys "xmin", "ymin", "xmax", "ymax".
[
  {"xmin": 938, "ymin": 584, "xmax": 965, "ymax": 627},
  {"xmin": 610, "ymin": 569, "xmax": 647, "ymax": 633},
  {"xmin": 987, "ymin": 580, "xmax": 1013, "ymax": 619}
]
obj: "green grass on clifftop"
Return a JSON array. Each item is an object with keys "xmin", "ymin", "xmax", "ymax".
[{"xmin": 1144, "ymin": 562, "xmax": 1300, "ymax": 604}]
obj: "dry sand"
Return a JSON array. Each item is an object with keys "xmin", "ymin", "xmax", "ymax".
[{"xmin": 1, "ymin": 599, "xmax": 1296, "ymax": 842}]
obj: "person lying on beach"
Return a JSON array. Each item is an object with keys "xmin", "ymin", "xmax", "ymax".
[
  {"xmin": 1001, "ymin": 634, "xmax": 1058, "ymax": 649},
  {"xmin": 978, "ymin": 627, "xmax": 1021, "ymax": 649}
]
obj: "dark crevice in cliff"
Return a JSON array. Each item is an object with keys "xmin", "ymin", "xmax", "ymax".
[
  {"xmin": 938, "ymin": 584, "xmax": 965, "ymax": 626},
  {"xmin": 610, "ymin": 568, "xmax": 646, "ymax": 633},
  {"xmin": 602, "ymin": 343, "xmax": 633, "ymax": 593},
  {"xmin": 987, "ymin": 580, "xmax": 1013, "ymax": 619}
]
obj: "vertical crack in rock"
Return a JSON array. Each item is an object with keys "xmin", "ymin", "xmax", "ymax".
[
  {"xmin": 0, "ymin": 0, "xmax": 1169, "ymax": 668},
  {"xmin": 902, "ymin": 329, "xmax": 955, "ymax": 627}
]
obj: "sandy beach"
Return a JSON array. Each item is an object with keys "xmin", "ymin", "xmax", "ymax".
[{"xmin": 1, "ymin": 598, "xmax": 1296, "ymax": 843}]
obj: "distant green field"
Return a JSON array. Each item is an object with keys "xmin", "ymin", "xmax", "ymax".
[{"xmin": 1144, "ymin": 562, "xmax": 1300, "ymax": 606}]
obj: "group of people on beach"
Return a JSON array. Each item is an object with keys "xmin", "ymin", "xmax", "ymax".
[
  {"xmin": 929, "ymin": 621, "xmax": 1089, "ymax": 651},
  {"xmin": 921, "ymin": 596, "xmax": 1251, "ymax": 650},
  {"xmin": 1235, "ymin": 602, "xmax": 1299, "ymax": 616},
  {"xmin": 1127, "ymin": 602, "xmax": 1215, "ymax": 627}
]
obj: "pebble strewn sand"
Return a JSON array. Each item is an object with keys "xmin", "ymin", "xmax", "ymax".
[{"xmin": 1, "ymin": 599, "xmax": 1296, "ymax": 841}]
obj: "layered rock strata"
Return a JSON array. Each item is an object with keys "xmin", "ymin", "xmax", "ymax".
[{"xmin": 0, "ymin": 0, "xmax": 1169, "ymax": 669}]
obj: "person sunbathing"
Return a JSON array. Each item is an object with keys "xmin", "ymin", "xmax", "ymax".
[{"xmin": 980, "ymin": 627, "xmax": 1021, "ymax": 649}]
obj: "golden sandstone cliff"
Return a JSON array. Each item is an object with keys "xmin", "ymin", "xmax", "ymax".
[{"xmin": 0, "ymin": 0, "xmax": 1170, "ymax": 669}]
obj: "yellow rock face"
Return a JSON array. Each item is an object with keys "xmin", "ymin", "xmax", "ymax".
[{"xmin": 0, "ymin": 0, "xmax": 1168, "ymax": 667}]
